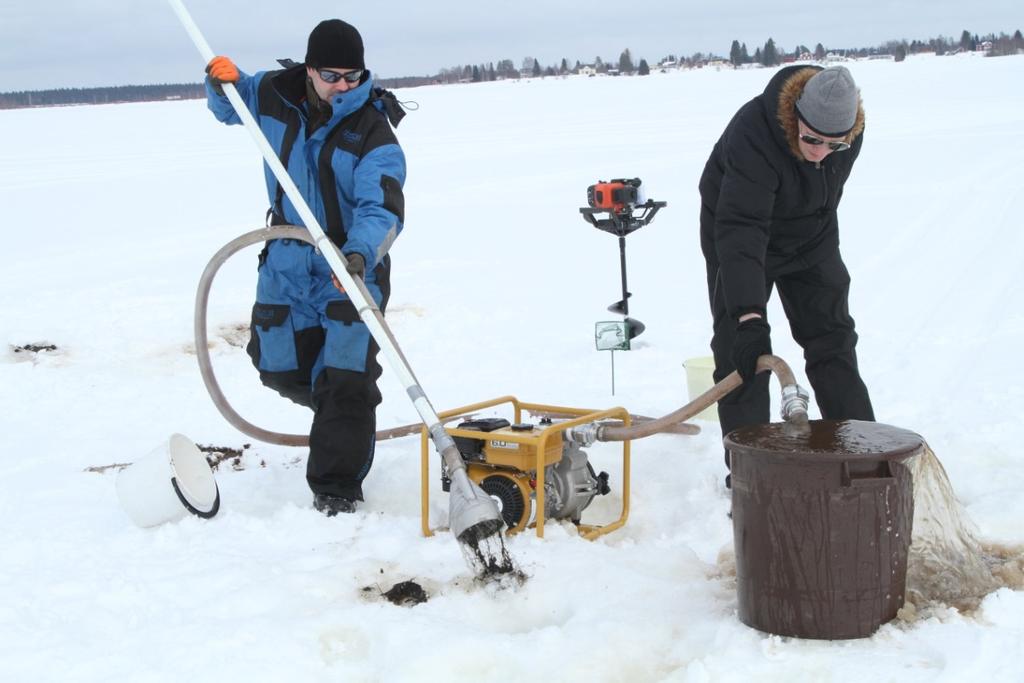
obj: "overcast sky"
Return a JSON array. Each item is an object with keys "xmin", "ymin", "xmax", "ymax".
[{"xmin": 1, "ymin": 0, "xmax": 1022, "ymax": 91}]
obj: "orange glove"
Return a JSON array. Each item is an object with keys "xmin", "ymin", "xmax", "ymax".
[{"xmin": 205, "ymin": 56, "xmax": 239, "ymax": 93}]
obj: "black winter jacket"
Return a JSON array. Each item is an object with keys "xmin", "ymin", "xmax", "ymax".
[{"xmin": 699, "ymin": 65, "xmax": 865, "ymax": 319}]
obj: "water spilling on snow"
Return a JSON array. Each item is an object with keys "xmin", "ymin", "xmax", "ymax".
[{"xmin": 901, "ymin": 445, "xmax": 1024, "ymax": 617}]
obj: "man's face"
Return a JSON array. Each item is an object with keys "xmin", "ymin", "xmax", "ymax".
[
  {"xmin": 306, "ymin": 66, "xmax": 362, "ymax": 102},
  {"xmin": 796, "ymin": 120, "xmax": 848, "ymax": 164}
]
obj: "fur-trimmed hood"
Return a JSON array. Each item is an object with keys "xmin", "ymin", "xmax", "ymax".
[{"xmin": 775, "ymin": 67, "xmax": 865, "ymax": 161}]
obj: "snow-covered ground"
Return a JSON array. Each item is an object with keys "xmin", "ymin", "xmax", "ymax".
[{"xmin": 2, "ymin": 53, "xmax": 1023, "ymax": 681}]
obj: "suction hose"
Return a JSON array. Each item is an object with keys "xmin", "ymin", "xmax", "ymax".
[
  {"xmin": 195, "ymin": 226, "xmax": 451, "ymax": 447},
  {"xmin": 566, "ymin": 354, "xmax": 810, "ymax": 444},
  {"xmin": 195, "ymin": 226, "xmax": 310, "ymax": 447}
]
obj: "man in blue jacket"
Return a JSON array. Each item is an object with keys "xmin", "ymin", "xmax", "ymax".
[{"xmin": 205, "ymin": 19, "xmax": 407, "ymax": 516}]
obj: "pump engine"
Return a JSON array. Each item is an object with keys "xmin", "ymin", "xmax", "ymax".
[{"xmin": 446, "ymin": 417, "xmax": 610, "ymax": 534}]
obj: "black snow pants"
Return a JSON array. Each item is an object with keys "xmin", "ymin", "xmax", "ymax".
[
  {"xmin": 707, "ymin": 249, "xmax": 875, "ymax": 467},
  {"xmin": 246, "ymin": 254, "xmax": 391, "ymax": 502}
]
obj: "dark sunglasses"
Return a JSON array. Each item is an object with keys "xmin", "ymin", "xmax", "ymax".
[
  {"xmin": 799, "ymin": 134, "xmax": 850, "ymax": 152},
  {"xmin": 318, "ymin": 68, "xmax": 364, "ymax": 84}
]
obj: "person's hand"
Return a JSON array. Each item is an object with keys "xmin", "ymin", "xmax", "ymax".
[
  {"xmin": 331, "ymin": 253, "xmax": 366, "ymax": 292},
  {"xmin": 731, "ymin": 317, "xmax": 772, "ymax": 381},
  {"xmin": 205, "ymin": 56, "xmax": 239, "ymax": 95}
]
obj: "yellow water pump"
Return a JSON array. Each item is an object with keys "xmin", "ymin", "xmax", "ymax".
[{"xmin": 421, "ymin": 396, "xmax": 631, "ymax": 540}]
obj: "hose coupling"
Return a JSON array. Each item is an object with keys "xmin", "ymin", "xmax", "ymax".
[
  {"xmin": 564, "ymin": 422, "xmax": 600, "ymax": 447},
  {"xmin": 780, "ymin": 383, "xmax": 810, "ymax": 422}
]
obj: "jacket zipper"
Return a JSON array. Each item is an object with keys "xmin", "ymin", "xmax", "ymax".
[{"xmin": 819, "ymin": 162, "xmax": 828, "ymax": 211}]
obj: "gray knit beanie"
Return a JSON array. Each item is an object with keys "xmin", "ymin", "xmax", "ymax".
[{"xmin": 795, "ymin": 66, "xmax": 859, "ymax": 137}]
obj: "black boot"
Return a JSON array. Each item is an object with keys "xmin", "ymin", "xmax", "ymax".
[{"xmin": 313, "ymin": 493, "xmax": 357, "ymax": 516}]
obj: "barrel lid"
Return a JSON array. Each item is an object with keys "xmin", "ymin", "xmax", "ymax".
[{"xmin": 724, "ymin": 419, "xmax": 923, "ymax": 463}]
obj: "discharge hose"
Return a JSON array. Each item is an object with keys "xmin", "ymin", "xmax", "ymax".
[{"xmin": 569, "ymin": 355, "xmax": 810, "ymax": 443}]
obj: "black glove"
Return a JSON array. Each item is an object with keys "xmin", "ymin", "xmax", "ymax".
[
  {"xmin": 731, "ymin": 318, "xmax": 772, "ymax": 381},
  {"xmin": 330, "ymin": 253, "xmax": 366, "ymax": 293},
  {"xmin": 205, "ymin": 76, "xmax": 224, "ymax": 97},
  {"xmin": 344, "ymin": 252, "xmax": 365, "ymax": 280}
]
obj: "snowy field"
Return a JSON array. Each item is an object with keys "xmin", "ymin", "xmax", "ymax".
[{"xmin": 2, "ymin": 53, "xmax": 1023, "ymax": 681}]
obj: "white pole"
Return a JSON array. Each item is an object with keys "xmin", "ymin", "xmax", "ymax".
[{"xmin": 165, "ymin": 0, "xmax": 485, "ymax": 512}]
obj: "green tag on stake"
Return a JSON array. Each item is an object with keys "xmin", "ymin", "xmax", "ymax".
[{"xmin": 595, "ymin": 321, "xmax": 630, "ymax": 351}]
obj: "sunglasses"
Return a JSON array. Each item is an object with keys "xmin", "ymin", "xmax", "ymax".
[
  {"xmin": 317, "ymin": 68, "xmax": 364, "ymax": 84},
  {"xmin": 799, "ymin": 134, "xmax": 850, "ymax": 152}
]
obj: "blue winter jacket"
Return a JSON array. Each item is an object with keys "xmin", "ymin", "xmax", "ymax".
[{"xmin": 205, "ymin": 64, "xmax": 406, "ymax": 269}]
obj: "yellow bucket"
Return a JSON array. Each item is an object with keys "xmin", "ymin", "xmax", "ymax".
[{"xmin": 683, "ymin": 356, "xmax": 719, "ymax": 422}]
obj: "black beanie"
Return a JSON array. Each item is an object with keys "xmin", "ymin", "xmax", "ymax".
[{"xmin": 305, "ymin": 19, "xmax": 365, "ymax": 70}]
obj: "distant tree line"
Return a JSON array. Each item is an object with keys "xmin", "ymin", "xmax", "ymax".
[
  {"xmin": 2, "ymin": 28, "xmax": 1021, "ymax": 109},
  {"xmin": 725, "ymin": 29, "xmax": 1024, "ymax": 67},
  {"xmin": 0, "ymin": 83, "xmax": 204, "ymax": 109},
  {"xmin": 0, "ymin": 75, "xmax": 436, "ymax": 110},
  {"xmin": 419, "ymin": 27, "xmax": 1023, "ymax": 84}
]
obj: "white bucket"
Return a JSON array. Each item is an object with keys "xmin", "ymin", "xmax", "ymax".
[
  {"xmin": 115, "ymin": 433, "xmax": 220, "ymax": 527},
  {"xmin": 683, "ymin": 356, "xmax": 719, "ymax": 422}
]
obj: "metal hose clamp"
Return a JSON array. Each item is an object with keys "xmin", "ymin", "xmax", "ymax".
[{"xmin": 780, "ymin": 383, "xmax": 810, "ymax": 421}]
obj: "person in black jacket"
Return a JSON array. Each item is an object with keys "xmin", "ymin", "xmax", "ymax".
[{"xmin": 699, "ymin": 65, "xmax": 875, "ymax": 476}]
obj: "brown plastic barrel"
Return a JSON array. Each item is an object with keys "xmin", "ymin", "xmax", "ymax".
[{"xmin": 725, "ymin": 419, "xmax": 923, "ymax": 640}]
